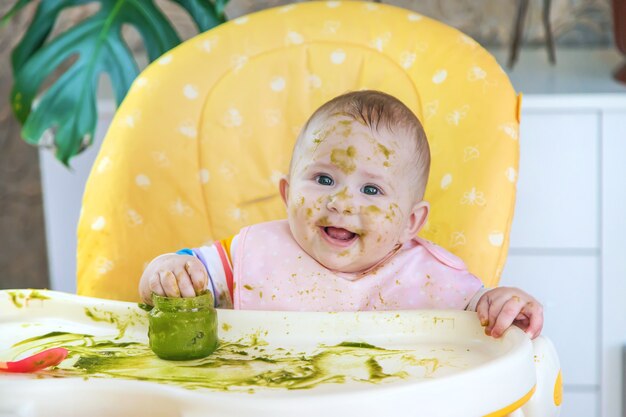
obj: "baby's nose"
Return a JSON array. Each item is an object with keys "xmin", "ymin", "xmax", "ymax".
[{"xmin": 327, "ymin": 193, "xmax": 355, "ymax": 215}]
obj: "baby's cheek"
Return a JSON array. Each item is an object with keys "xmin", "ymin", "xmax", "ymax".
[
  {"xmin": 384, "ymin": 203, "xmax": 401, "ymax": 223},
  {"xmin": 287, "ymin": 197, "xmax": 306, "ymax": 218},
  {"xmin": 361, "ymin": 203, "xmax": 401, "ymax": 226},
  {"xmin": 289, "ymin": 205, "xmax": 309, "ymax": 223},
  {"xmin": 290, "ymin": 193, "xmax": 321, "ymax": 217},
  {"xmin": 361, "ymin": 204, "xmax": 386, "ymax": 224},
  {"xmin": 362, "ymin": 204, "xmax": 383, "ymax": 217},
  {"xmin": 312, "ymin": 196, "xmax": 325, "ymax": 212},
  {"xmin": 287, "ymin": 205, "xmax": 299, "ymax": 222}
]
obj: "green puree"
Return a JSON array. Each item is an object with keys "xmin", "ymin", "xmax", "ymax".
[
  {"xmin": 6, "ymin": 295, "xmax": 441, "ymax": 391},
  {"xmin": 7, "ymin": 290, "xmax": 50, "ymax": 308},
  {"xmin": 148, "ymin": 292, "xmax": 218, "ymax": 360},
  {"xmin": 84, "ymin": 306, "xmax": 146, "ymax": 339},
  {"xmin": 8, "ymin": 331, "xmax": 417, "ymax": 392}
]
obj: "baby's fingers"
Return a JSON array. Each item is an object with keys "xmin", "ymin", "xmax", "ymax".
[
  {"xmin": 159, "ymin": 270, "xmax": 181, "ymax": 297},
  {"xmin": 184, "ymin": 260, "xmax": 208, "ymax": 295},
  {"xmin": 148, "ymin": 274, "xmax": 166, "ymax": 299},
  {"xmin": 521, "ymin": 301, "xmax": 544, "ymax": 339},
  {"xmin": 490, "ymin": 298, "xmax": 523, "ymax": 338},
  {"xmin": 476, "ymin": 296, "xmax": 491, "ymax": 327},
  {"xmin": 175, "ymin": 267, "xmax": 197, "ymax": 298},
  {"xmin": 485, "ymin": 297, "xmax": 509, "ymax": 336}
]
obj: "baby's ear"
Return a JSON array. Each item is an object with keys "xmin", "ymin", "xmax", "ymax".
[
  {"xmin": 279, "ymin": 177, "xmax": 290, "ymax": 206},
  {"xmin": 401, "ymin": 201, "xmax": 429, "ymax": 243}
]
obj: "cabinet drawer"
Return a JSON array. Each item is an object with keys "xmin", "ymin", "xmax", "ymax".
[
  {"xmin": 511, "ymin": 112, "xmax": 599, "ymax": 249},
  {"xmin": 501, "ymin": 254, "xmax": 598, "ymax": 385}
]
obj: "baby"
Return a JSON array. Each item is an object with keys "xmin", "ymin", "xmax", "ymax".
[{"xmin": 139, "ymin": 90, "xmax": 543, "ymax": 339}]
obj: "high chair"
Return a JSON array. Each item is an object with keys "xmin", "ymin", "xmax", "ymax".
[{"xmin": 74, "ymin": 2, "xmax": 561, "ymax": 415}]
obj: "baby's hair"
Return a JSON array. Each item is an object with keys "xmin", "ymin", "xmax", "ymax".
[{"xmin": 293, "ymin": 90, "xmax": 430, "ymax": 200}]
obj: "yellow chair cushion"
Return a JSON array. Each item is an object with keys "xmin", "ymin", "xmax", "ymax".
[{"xmin": 78, "ymin": 1, "xmax": 520, "ymax": 302}]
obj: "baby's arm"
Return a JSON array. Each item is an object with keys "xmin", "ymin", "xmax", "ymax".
[
  {"xmin": 138, "ymin": 253, "xmax": 208, "ymax": 305},
  {"xmin": 474, "ymin": 287, "xmax": 543, "ymax": 339}
]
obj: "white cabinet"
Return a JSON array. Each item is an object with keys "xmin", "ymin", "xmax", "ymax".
[
  {"xmin": 503, "ymin": 255, "xmax": 599, "ymax": 386},
  {"xmin": 500, "ymin": 95, "xmax": 626, "ymax": 417},
  {"xmin": 600, "ymin": 110, "xmax": 626, "ymax": 417},
  {"xmin": 512, "ymin": 112, "xmax": 599, "ymax": 249},
  {"xmin": 561, "ymin": 391, "xmax": 599, "ymax": 417}
]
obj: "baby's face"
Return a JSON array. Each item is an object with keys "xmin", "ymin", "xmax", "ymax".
[{"xmin": 282, "ymin": 115, "xmax": 427, "ymax": 273}]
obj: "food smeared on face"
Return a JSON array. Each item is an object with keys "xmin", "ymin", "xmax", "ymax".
[
  {"xmin": 330, "ymin": 146, "xmax": 357, "ymax": 174},
  {"xmin": 285, "ymin": 115, "xmax": 425, "ymax": 273}
]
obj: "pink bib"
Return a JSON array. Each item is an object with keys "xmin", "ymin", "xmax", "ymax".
[{"xmin": 233, "ymin": 220, "xmax": 482, "ymax": 311}]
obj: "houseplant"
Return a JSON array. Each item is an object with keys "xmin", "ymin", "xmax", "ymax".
[{"xmin": 2, "ymin": 0, "xmax": 229, "ymax": 166}]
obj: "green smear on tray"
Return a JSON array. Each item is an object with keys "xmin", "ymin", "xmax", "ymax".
[
  {"xmin": 7, "ymin": 290, "xmax": 49, "ymax": 308},
  {"xmin": 84, "ymin": 307, "xmax": 147, "ymax": 339},
  {"xmin": 7, "ymin": 331, "xmax": 427, "ymax": 391}
]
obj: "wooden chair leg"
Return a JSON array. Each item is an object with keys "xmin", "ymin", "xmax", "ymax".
[
  {"xmin": 508, "ymin": 0, "xmax": 530, "ymax": 68},
  {"xmin": 543, "ymin": 0, "xmax": 557, "ymax": 64}
]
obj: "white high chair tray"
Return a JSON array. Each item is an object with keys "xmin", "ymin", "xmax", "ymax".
[{"xmin": 0, "ymin": 290, "xmax": 535, "ymax": 417}]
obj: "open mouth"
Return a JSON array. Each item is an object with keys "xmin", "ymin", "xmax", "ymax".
[{"xmin": 320, "ymin": 226, "xmax": 359, "ymax": 247}]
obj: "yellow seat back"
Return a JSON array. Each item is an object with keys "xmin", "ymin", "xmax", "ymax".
[{"xmin": 78, "ymin": 2, "xmax": 520, "ymax": 302}]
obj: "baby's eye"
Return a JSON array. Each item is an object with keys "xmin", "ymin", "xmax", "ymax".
[
  {"xmin": 316, "ymin": 174, "xmax": 334, "ymax": 186},
  {"xmin": 362, "ymin": 185, "xmax": 382, "ymax": 196}
]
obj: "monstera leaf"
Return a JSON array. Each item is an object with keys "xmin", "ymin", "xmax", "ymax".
[{"xmin": 3, "ymin": 0, "xmax": 228, "ymax": 166}]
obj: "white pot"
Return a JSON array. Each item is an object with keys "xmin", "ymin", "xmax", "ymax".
[{"xmin": 39, "ymin": 100, "xmax": 115, "ymax": 293}]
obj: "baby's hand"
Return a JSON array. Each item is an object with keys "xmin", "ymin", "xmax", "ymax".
[
  {"xmin": 476, "ymin": 287, "xmax": 543, "ymax": 339},
  {"xmin": 139, "ymin": 254, "xmax": 208, "ymax": 305}
]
